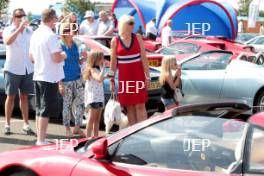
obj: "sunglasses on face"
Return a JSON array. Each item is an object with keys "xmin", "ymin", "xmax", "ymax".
[
  {"xmin": 128, "ymin": 21, "xmax": 134, "ymax": 25},
  {"xmin": 14, "ymin": 14, "xmax": 26, "ymax": 18}
]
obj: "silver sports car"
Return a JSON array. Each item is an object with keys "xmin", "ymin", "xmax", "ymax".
[{"xmin": 178, "ymin": 50, "xmax": 264, "ymax": 113}]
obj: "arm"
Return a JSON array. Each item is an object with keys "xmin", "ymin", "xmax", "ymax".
[
  {"xmin": 104, "ymin": 21, "xmax": 114, "ymax": 36},
  {"xmin": 52, "ymin": 51, "xmax": 67, "ymax": 63},
  {"xmin": 136, "ymin": 34, "xmax": 150, "ymax": 79},
  {"xmin": 29, "ymin": 53, "xmax": 34, "ymax": 63},
  {"xmin": 110, "ymin": 37, "xmax": 117, "ymax": 75},
  {"xmin": 90, "ymin": 68, "xmax": 105, "ymax": 83},
  {"xmin": 4, "ymin": 21, "xmax": 28, "ymax": 45}
]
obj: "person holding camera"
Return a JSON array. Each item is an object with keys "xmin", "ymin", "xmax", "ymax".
[
  {"xmin": 159, "ymin": 56, "xmax": 182, "ymax": 110},
  {"xmin": 2, "ymin": 8, "xmax": 34, "ymax": 135}
]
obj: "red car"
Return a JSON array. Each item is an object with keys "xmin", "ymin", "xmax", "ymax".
[
  {"xmin": 1, "ymin": 102, "xmax": 264, "ymax": 176},
  {"xmin": 183, "ymin": 36, "xmax": 262, "ymax": 62}
]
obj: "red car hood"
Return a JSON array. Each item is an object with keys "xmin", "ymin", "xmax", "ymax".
[{"xmin": 0, "ymin": 140, "xmax": 88, "ymax": 175}]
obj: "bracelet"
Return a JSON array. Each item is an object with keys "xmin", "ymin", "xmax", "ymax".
[
  {"xmin": 145, "ymin": 72, "xmax": 151, "ymax": 81},
  {"xmin": 108, "ymin": 70, "xmax": 115, "ymax": 77}
]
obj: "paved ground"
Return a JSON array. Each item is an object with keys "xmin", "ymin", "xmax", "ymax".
[{"xmin": 0, "ymin": 107, "xmax": 104, "ymax": 152}]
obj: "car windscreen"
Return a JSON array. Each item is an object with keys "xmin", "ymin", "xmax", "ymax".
[
  {"xmin": 107, "ymin": 114, "xmax": 247, "ymax": 173},
  {"xmin": 160, "ymin": 42, "xmax": 200, "ymax": 55}
]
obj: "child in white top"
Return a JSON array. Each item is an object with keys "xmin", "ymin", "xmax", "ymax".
[{"xmin": 83, "ymin": 50, "xmax": 105, "ymax": 137}]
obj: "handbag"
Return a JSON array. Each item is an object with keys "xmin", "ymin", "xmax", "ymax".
[
  {"xmin": 173, "ymin": 88, "xmax": 184, "ymax": 102},
  {"xmin": 104, "ymin": 93, "xmax": 122, "ymax": 133}
]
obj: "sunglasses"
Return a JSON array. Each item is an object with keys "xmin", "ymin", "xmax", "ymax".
[
  {"xmin": 128, "ymin": 21, "xmax": 134, "ymax": 25},
  {"xmin": 14, "ymin": 14, "xmax": 26, "ymax": 18}
]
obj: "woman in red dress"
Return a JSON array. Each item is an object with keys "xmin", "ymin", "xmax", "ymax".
[{"xmin": 109, "ymin": 15, "xmax": 150, "ymax": 126}]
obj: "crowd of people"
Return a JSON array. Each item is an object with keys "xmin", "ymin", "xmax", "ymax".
[{"xmin": 2, "ymin": 7, "xmax": 179, "ymax": 145}]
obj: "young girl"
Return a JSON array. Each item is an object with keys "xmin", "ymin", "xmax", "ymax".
[
  {"xmin": 159, "ymin": 56, "xmax": 182, "ymax": 110},
  {"xmin": 83, "ymin": 50, "xmax": 105, "ymax": 137}
]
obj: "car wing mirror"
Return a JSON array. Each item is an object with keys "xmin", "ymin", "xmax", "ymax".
[{"xmin": 91, "ymin": 138, "xmax": 108, "ymax": 160}]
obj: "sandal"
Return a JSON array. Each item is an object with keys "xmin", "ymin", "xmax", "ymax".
[
  {"xmin": 66, "ymin": 129, "xmax": 73, "ymax": 138},
  {"xmin": 73, "ymin": 128, "xmax": 86, "ymax": 138}
]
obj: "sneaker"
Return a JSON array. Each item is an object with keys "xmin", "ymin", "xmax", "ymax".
[
  {"xmin": 23, "ymin": 126, "xmax": 36, "ymax": 135},
  {"xmin": 4, "ymin": 126, "xmax": 11, "ymax": 135},
  {"xmin": 35, "ymin": 140, "xmax": 51, "ymax": 146}
]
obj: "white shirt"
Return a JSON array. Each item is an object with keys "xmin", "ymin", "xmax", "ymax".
[
  {"xmin": 79, "ymin": 20, "xmax": 98, "ymax": 36},
  {"xmin": 84, "ymin": 68, "xmax": 104, "ymax": 106},
  {"xmin": 29, "ymin": 25, "xmax": 64, "ymax": 83},
  {"xmin": 3, "ymin": 24, "xmax": 34, "ymax": 75},
  {"xmin": 162, "ymin": 25, "xmax": 172, "ymax": 47},
  {"xmin": 146, "ymin": 21, "xmax": 158, "ymax": 36},
  {"xmin": 97, "ymin": 20, "xmax": 114, "ymax": 36},
  {"xmin": 260, "ymin": 26, "xmax": 264, "ymax": 35},
  {"xmin": 238, "ymin": 21, "xmax": 243, "ymax": 33}
]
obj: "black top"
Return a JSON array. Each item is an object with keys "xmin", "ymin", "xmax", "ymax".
[
  {"xmin": 161, "ymin": 76, "xmax": 182, "ymax": 99},
  {"xmin": 161, "ymin": 82, "xmax": 174, "ymax": 99}
]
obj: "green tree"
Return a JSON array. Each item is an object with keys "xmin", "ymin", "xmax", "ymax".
[
  {"xmin": 63, "ymin": 0, "xmax": 95, "ymax": 17},
  {"xmin": 260, "ymin": 11, "xmax": 264, "ymax": 17},
  {"xmin": 0, "ymin": 0, "xmax": 9, "ymax": 18},
  {"xmin": 238, "ymin": 0, "xmax": 253, "ymax": 16}
]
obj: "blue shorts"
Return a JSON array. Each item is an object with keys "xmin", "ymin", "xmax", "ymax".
[
  {"xmin": 161, "ymin": 98, "xmax": 175, "ymax": 107},
  {"xmin": 87, "ymin": 102, "xmax": 104, "ymax": 109}
]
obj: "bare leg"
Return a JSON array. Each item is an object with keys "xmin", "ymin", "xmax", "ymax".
[
  {"xmin": 5, "ymin": 95, "xmax": 16, "ymax": 126},
  {"xmin": 19, "ymin": 93, "xmax": 29, "ymax": 125},
  {"xmin": 126, "ymin": 105, "xmax": 137, "ymax": 126},
  {"xmin": 36, "ymin": 116, "xmax": 39, "ymax": 137},
  {"xmin": 86, "ymin": 108, "xmax": 97, "ymax": 137},
  {"xmin": 93, "ymin": 108, "xmax": 102, "ymax": 137},
  {"xmin": 37, "ymin": 117, "xmax": 49, "ymax": 143},
  {"xmin": 135, "ymin": 103, "xmax": 147, "ymax": 123}
]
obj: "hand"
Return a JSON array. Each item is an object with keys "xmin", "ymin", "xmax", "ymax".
[
  {"xmin": 18, "ymin": 20, "xmax": 29, "ymax": 32},
  {"xmin": 110, "ymin": 80, "xmax": 115, "ymax": 92},
  {"xmin": 61, "ymin": 51, "xmax": 67, "ymax": 60},
  {"xmin": 176, "ymin": 67, "xmax": 181, "ymax": 77},
  {"xmin": 145, "ymin": 79, "xmax": 151, "ymax": 90},
  {"xmin": 59, "ymin": 84, "xmax": 65, "ymax": 96}
]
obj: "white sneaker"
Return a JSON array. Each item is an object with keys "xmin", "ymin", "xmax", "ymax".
[{"xmin": 35, "ymin": 140, "xmax": 50, "ymax": 146}]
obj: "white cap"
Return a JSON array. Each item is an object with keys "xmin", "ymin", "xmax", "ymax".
[{"xmin": 84, "ymin": 11, "xmax": 94, "ymax": 18}]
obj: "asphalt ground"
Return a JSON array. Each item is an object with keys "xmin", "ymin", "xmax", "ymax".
[{"xmin": 0, "ymin": 107, "xmax": 104, "ymax": 153}]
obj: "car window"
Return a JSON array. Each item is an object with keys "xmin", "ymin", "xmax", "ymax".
[
  {"xmin": 248, "ymin": 127, "xmax": 264, "ymax": 173},
  {"xmin": 181, "ymin": 52, "xmax": 232, "ymax": 70},
  {"xmin": 247, "ymin": 38, "xmax": 258, "ymax": 45},
  {"xmin": 254, "ymin": 38, "xmax": 264, "ymax": 45},
  {"xmin": 109, "ymin": 113, "xmax": 246, "ymax": 173},
  {"xmin": 160, "ymin": 42, "xmax": 200, "ymax": 55}
]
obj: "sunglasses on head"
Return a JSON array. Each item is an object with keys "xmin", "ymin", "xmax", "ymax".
[
  {"xmin": 14, "ymin": 14, "xmax": 26, "ymax": 18},
  {"xmin": 128, "ymin": 21, "xmax": 134, "ymax": 25}
]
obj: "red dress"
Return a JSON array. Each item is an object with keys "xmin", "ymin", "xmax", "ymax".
[{"xmin": 115, "ymin": 33, "xmax": 148, "ymax": 106}]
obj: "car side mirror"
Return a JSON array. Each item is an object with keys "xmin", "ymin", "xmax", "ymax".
[{"xmin": 91, "ymin": 138, "xmax": 108, "ymax": 160}]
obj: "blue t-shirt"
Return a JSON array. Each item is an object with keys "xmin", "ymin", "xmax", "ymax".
[{"xmin": 61, "ymin": 41, "xmax": 81, "ymax": 82}]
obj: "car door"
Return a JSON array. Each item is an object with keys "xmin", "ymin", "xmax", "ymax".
[
  {"xmin": 72, "ymin": 114, "xmax": 241, "ymax": 176},
  {"xmin": 243, "ymin": 124, "xmax": 264, "ymax": 176},
  {"xmin": 252, "ymin": 37, "xmax": 264, "ymax": 52},
  {"xmin": 180, "ymin": 51, "xmax": 231, "ymax": 104}
]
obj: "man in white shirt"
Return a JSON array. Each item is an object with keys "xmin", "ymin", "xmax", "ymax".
[
  {"xmin": 146, "ymin": 18, "xmax": 158, "ymax": 40},
  {"xmin": 29, "ymin": 9, "xmax": 66, "ymax": 145},
  {"xmin": 162, "ymin": 20, "xmax": 173, "ymax": 47},
  {"xmin": 260, "ymin": 24, "xmax": 264, "ymax": 35},
  {"xmin": 2, "ymin": 8, "xmax": 34, "ymax": 135},
  {"xmin": 97, "ymin": 11, "xmax": 114, "ymax": 36},
  {"xmin": 79, "ymin": 11, "xmax": 98, "ymax": 36}
]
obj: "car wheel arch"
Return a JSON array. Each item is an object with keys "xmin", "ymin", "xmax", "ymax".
[
  {"xmin": 253, "ymin": 87, "xmax": 264, "ymax": 113},
  {"xmin": 0, "ymin": 165, "xmax": 38, "ymax": 176}
]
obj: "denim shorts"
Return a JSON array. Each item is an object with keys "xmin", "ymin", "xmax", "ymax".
[
  {"xmin": 161, "ymin": 98, "xmax": 175, "ymax": 107},
  {"xmin": 87, "ymin": 102, "xmax": 104, "ymax": 109}
]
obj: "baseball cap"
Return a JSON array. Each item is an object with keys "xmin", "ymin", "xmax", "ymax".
[{"xmin": 84, "ymin": 11, "xmax": 95, "ymax": 18}]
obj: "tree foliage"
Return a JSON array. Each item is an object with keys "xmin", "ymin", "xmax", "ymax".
[
  {"xmin": 63, "ymin": 0, "xmax": 95, "ymax": 17},
  {"xmin": 0, "ymin": 0, "xmax": 9, "ymax": 17}
]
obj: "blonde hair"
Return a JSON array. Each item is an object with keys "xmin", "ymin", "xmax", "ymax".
[
  {"xmin": 159, "ymin": 55, "xmax": 177, "ymax": 85},
  {"xmin": 118, "ymin": 14, "xmax": 134, "ymax": 35},
  {"xmin": 83, "ymin": 50, "xmax": 104, "ymax": 80}
]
